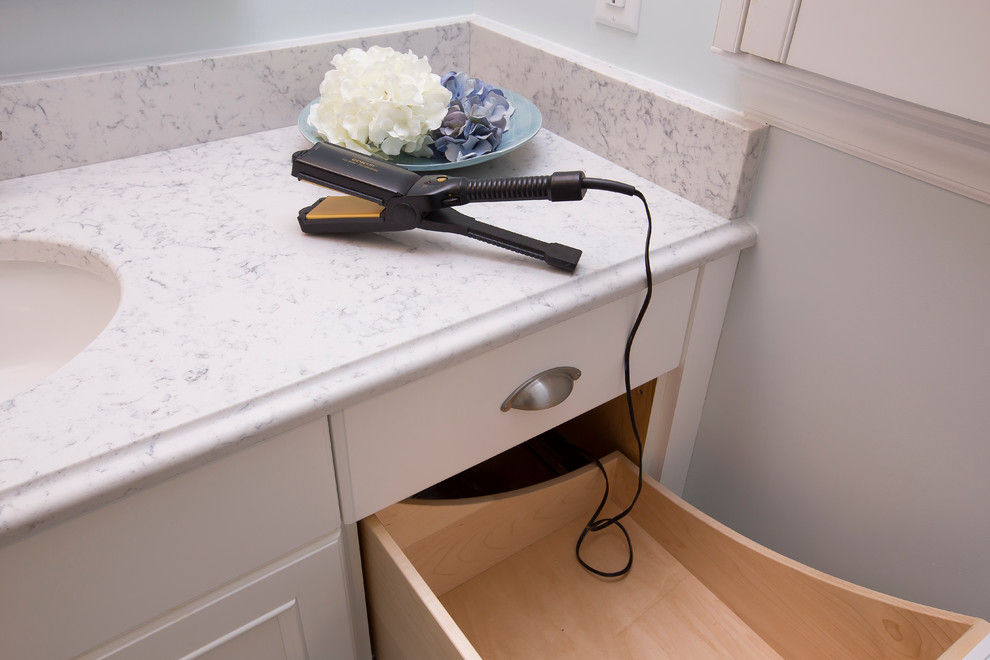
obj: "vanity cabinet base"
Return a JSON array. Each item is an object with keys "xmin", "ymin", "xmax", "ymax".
[
  {"xmin": 359, "ymin": 453, "xmax": 988, "ymax": 660},
  {"xmin": 0, "ymin": 418, "xmax": 365, "ymax": 660}
]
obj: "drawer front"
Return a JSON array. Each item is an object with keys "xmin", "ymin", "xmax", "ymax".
[{"xmin": 334, "ymin": 269, "xmax": 698, "ymax": 523}]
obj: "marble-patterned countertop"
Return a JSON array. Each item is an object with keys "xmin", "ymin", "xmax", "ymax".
[{"xmin": 0, "ymin": 126, "xmax": 755, "ymax": 543}]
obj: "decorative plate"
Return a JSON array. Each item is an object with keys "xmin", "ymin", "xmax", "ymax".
[{"xmin": 297, "ymin": 90, "xmax": 542, "ymax": 171}]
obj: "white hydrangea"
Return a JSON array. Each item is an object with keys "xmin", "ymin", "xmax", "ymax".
[{"xmin": 308, "ymin": 46, "xmax": 452, "ymax": 158}]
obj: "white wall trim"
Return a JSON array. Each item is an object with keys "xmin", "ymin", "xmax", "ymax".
[
  {"xmin": 659, "ymin": 252, "xmax": 741, "ymax": 496},
  {"xmin": 718, "ymin": 49, "xmax": 990, "ymax": 205}
]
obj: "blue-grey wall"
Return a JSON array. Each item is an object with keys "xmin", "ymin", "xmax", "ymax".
[
  {"xmin": 684, "ymin": 127, "xmax": 990, "ymax": 619},
  {"xmin": 0, "ymin": 1, "xmax": 469, "ymax": 79}
]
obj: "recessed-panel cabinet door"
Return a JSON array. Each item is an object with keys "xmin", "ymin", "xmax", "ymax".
[
  {"xmin": 87, "ymin": 538, "xmax": 356, "ymax": 660},
  {"xmin": 785, "ymin": 0, "xmax": 990, "ymax": 125},
  {"xmin": 716, "ymin": 0, "xmax": 990, "ymax": 124}
]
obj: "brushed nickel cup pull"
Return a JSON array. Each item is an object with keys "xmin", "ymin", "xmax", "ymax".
[{"xmin": 500, "ymin": 366, "xmax": 582, "ymax": 412}]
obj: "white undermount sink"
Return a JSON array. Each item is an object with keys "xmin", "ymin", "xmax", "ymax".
[{"xmin": 0, "ymin": 239, "xmax": 120, "ymax": 401}]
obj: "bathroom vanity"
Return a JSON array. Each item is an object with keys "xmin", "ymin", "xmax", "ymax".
[
  {"xmin": 0, "ymin": 119, "xmax": 756, "ymax": 657},
  {"xmin": 2, "ymin": 17, "xmax": 986, "ymax": 660}
]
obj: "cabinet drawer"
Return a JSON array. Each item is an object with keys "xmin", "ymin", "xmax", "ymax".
[
  {"xmin": 359, "ymin": 453, "xmax": 989, "ymax": 660},
  {"xmin": 335, "ymin": 269, "xmax": 698, "ymax": 523}
]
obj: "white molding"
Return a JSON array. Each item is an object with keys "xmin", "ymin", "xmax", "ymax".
[
  {"xmin": 718, "ymin": 49, "xmax": 990, "ymax": 205},
  {"xmin": 659, "ymin": 252, "xmax": 741, "ymax": 496}
]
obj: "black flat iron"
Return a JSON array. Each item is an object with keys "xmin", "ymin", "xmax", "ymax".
[{"xmin": 291, "ymin": 142, "xmax": 588, "ymax": 271}]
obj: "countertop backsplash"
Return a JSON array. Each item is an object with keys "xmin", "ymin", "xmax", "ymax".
[
  {"xmin": 0, "ymin": 16, "xmax": 765, "ymax": 220},
  {"xmin": 0, "ymin": 20, "xmax": 471, "ymax": 182}
]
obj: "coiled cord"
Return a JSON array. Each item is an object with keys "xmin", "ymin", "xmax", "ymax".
[{"xmin": 574, "ymin": 184, "xmax": 653, "ymax": 579}]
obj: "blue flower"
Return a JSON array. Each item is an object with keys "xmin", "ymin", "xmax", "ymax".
[{"xmin": 430, "ymin": 72, "xmax": 515, "ymax": 162}]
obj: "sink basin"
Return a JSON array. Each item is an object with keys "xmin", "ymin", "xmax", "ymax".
[{"xmin": 0, "ymin": 239, "xmax": 120, "ymax": 401}]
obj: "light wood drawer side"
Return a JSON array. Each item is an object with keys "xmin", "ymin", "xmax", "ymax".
[
  {"xmin": 336, "ymin": 270, "xmax": 698, "ymax": 523},
  {"xmin": 359, "ymin": 454, "xmax": 988, "ymax": 660}
]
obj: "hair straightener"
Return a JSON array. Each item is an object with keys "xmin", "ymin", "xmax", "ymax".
[
  {"xmin": 293, "ymin": 140, "xmax": 659, "ymax": 578},
  {"xmin": 291, "ymin": 142, "xmax": 633, "ymax": 272}
]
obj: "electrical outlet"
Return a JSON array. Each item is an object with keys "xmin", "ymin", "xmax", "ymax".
[{"xmin": 595, "ymin": 0, "xmax": 641, "ymax": 34}]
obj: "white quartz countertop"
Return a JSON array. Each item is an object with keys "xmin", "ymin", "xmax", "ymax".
[{"xmin": 0, "ymin": 126, "xmax": 755, "ymax": 542}]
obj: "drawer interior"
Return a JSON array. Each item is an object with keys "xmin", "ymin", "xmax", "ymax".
[{"xmin": 361, "ymin": 453, "xmax": 986, "ymax": 660}]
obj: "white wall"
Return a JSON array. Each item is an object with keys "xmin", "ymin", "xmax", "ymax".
[
  {"xmin": 0, "ymin": 0, "xmax": 470, "ymax": 79},
  {"xmin": 474, "ymin": 0, "xmax": 740, "ymax": 110}
]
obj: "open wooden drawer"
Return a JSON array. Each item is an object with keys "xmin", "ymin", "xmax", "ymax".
[{"xmin": 359, "ymin": 453, "xmax": 989, "ymax": 659}]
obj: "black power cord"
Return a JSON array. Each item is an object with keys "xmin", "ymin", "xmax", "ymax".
[{"xmin": 573, "ymin": 180, "xmax": 654, "ymax": 578}]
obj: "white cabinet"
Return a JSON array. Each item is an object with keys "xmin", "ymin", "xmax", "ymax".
[
  {"xmin": 0, "ymin": 418, "xmax": 368, "ymax": 660},
  {"xmin": 721, "ymin": 0, "xmax": 990, "ymax": 125},
  {"xmin": 714, "ymin": 0, "xmax": 990, "ymax": 205},
  {"xmin": 331, "ymin": 269, "xmax": 699, "ymax": 524},
  {"xmin": 787, "ymin": 0, "xmax": 990, "ymax": 126},
  {"xmin": 87, "ymin": 538, "xmax": 352, "ymax": 660}
]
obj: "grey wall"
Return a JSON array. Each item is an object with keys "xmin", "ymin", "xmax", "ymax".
[
  {"xmin": 473, "ymin": 0, "xmax": 741, "ymax": 109},
  {"xmin": 683, "ymin": 127, "xmax": 990, "ymax": 618}
]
